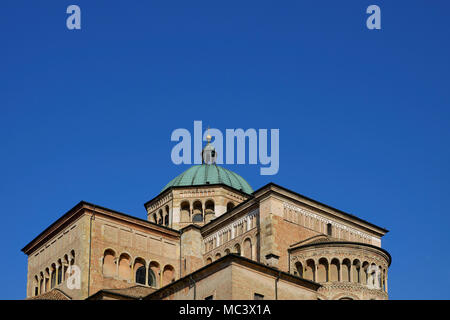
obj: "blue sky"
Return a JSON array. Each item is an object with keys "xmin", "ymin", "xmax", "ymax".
[{"xmin": 1, "ymin": 1, "xmax": 449, "ymax": 299}]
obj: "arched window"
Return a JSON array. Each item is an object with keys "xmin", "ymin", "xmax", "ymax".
[
  {"xmin": 206, "ymin": 257, "xmax": 212, "ymax": 264},
  {"xmin": 148, "ymin": 268, "xmax": 157, "ymax": 287},
  {"xmin": 102, "ymin": 249, "xmax": 116, "ymax": 277},
  {"xmin": 34, "ymin": 276, "xmax": 39, "ymax": 296},
  {"xmin": 224, "ymin": 249, "xmax": 230, "ymax": 255},
  {"xmin": 149, "ymin": 261, "xmax": 160, "ymax": 288},
  {"xmin": 295, "ymin": 262, "xmax": 303, "ymax": 278},
  {"xmin": 69, "ymin": 250, "xmax": 75, "ymax": 278},
  {"xmin": 205, "ymin": 200, "xmax": 214, "ymax": 214},
  {"xmin": 45, "ymin": 268, "xmax": 50, "ymax": 292},
  {"xmin": 317, "ymin": 258, "xmax": 328, "ymax": 282},
  {"xmin": 57, "ymin": 260, "xmax": 62, "ymax": 285},
  {"xmin": 163, "ymin": 265, "xmax": 175, "ymax": 286},
  {"xmin": 330, "ymin": 259, "xmax": 340, "ymax": 282},
  {"xmin": 118, "ymin": 253, "xmax": 131, "ymax": 280},
  {"xmin": 305, "ymin": 260, "xmax": 315, "ymax": 281},
  {"xmin": 192, "ymin": 201, "xmax": 203, "ymax": 223},
  {"xmin": 164, "ymin": 206, "xmax": 170, "ymax": 226},
  {"xmin": 134, "ymin": 258, "xmax": 146, "ymax": 285},
  {"xmin": 342, "ymin": 259, "xmax": 351, "ymax": 282},
  {"xmin": 39, "ymin": 273, "xmax": 44, "ymax": 295},
  {"xmin": 50, "ymin": 264, "xmax": 56, "ymax": 289},
  {"xmin": 158, "ymin": 209, "xmax": 163, "ymax": 225},
  {"xmin": 243, "ymin": 238, "xmax": 252, "ymax": 259},
  {"xmin": 63, "ymin": 255, "xmax": 69, "ymax": 281},
  {"xmin": 204, "ymin": 200, "xmax": 215, "ymax": 223},
  {"xmin": 63, "ymin": 254, "xmax": 69, "ymax": 281},
  {"xmin": 164, "ymin": 214, "xmax": 169, "ymax": 226},
  {"xmin": 352, "ymin": 260, "xmax": 361, "ymax": 283},
  {"xmin": 362, "ymin": 262, "xmax": 369, "ymax": 285},
  {"xmin": 215, "ymin": 253, "xmax": 221, "ymax": 260},
  {"xmin": 181, "ymin": 202, "xmax": 190, "ymax": 223},
  {"xmin": 234, "ymin": 244, "xmax": 241, "ymax": 256},
  {"xmin": 135, "ymin": 266, "xmax": 146, "ymax": 284}
]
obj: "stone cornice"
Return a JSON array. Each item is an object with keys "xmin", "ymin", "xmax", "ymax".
[{"xmin": 21, "ymin": 202, "xmax": 86, "ymax": 255}]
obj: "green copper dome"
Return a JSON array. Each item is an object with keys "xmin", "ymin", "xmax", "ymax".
[{"xmin": 162, "ymin": 164, "xmax": 253, "ymax": 195}]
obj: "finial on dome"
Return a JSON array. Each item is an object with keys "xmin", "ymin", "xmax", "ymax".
[{"xmin": 206, "ymin": 126, "xmax": 212, "ymax": 143}]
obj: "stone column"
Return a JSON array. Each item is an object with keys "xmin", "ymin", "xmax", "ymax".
[
  {"xmin": 314, "ymin": 264, "xmax": 317, "ymax": 282},
  {"xmin": 385, "ymin": 273, "xmax": 388, "ymax": 293},
  {"xmin": 350, "ymin": 264, "xmax": 353, "ymax": 282},
  {"xmin": 145, "ymin": 262, "xmax": 149, "ymax": 286},
  {"xmin": 251, "ymin": 240, "xmax": 257, "ymax": 261},
  {"xmin": 131, "ymin": 262, "xmax": 134, "ymax": 283},
  {"xmin": 327, "ymin": 264, "xmax": 331, "ymax": 283},
  {"xmin": 202, "ymin": 202, "xmax": 205, "ymax": 222}
]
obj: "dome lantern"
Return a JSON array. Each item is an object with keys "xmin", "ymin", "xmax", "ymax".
[
  {"xmin": 202, "ymin": 128, "xmax": 217, "ymax": 164},
  {"xmin": 162, "ymin": 129, "xmax": 253, "ymax": 194}
]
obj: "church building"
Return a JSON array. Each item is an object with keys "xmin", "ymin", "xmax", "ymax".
[{"xmin": 22, "ymin": 138, "xmax": 391, "ymax": 300}]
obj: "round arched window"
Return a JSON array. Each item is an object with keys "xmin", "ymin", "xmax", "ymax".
[
  {"xmin": 148, "ymin": 269, "xmax": 157, "ymax": 287},
  {"xmin": 135, "ymin": 266, "xmax": 146, "ymax": 285}
]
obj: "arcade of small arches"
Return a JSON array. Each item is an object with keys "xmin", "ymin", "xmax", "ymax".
[
  {"xmin": 101, "ymin": 249, "xmax": 175, "ymax": 288},
  {"xmin": 149, "ymin": 205, "xmax": 171, "ymax": 226},
  {"xmin": 293, "ymin": 257, "xmax": 388, "ymax": 292},
  {"xmin": 178, "ymin": 199, "xmax": 236, "ymax": 224},
  {"xmin": 149, "ymin": 200, "xmax": 237, "ymax": 226},
  {"xmin": 205, "ymin": 236, "xmax": 255, "ymax": 264},
  {"xmin": 32, "ymin": 250, "xmax": 76, "ymax": 297}
]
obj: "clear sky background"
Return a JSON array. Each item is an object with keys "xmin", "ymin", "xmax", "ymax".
[{"xmin": 1, "ymin": 1, "xmax": 449, "ymax": 299}]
